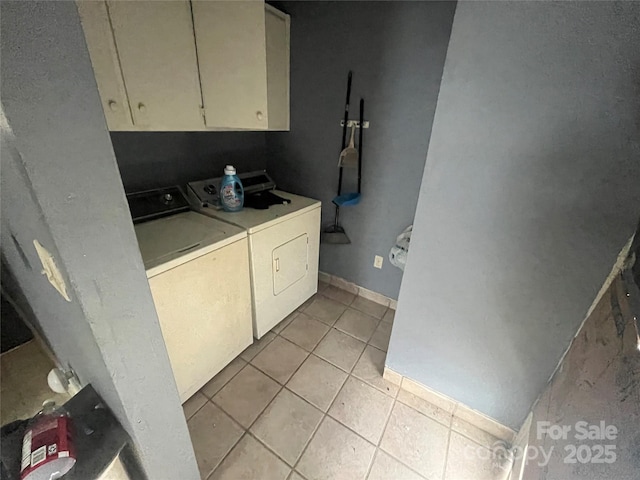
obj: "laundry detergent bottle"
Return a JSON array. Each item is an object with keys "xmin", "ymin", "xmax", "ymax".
[{"xmin": 220, "ymin": 165, "xmax": 244, "ymax": 212}]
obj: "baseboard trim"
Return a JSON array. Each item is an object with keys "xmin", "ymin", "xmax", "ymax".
[
  {"xmin": 383, "ymin": 366, "xmax": 516, "ymax": 444},
  {"xmin": 319, "ymin": 271, "xmax": 398, "ymax": 309}
]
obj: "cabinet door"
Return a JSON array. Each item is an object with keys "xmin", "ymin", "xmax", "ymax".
[
  {"xmin": 265, "ymin": 5, "xmax": 290, "ymax": 131},
  {"xmin": 192, "ymin": 0, "xmax": 269, "ymax": 130},
  {"xmin": 76, "ymin": 1, "xmax": 133, "ymax": 130},
  {"xmin": 107, "ymin": 0, "xmax": 204, "ymax": 130}
]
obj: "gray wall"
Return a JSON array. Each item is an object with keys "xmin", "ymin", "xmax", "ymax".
[
  {"xmin": 388, "ymin": 1, "xmax": 640, "ymax": 430},
  {"xmin": 111, "ymin": 131, "xmax": 267, "ymax": 192},
  {"xmin": 0, "ymin": 2, "xmax": 199, "ymax": 478},
  {"xmin": 266, "ymin": 1, "xmax": 457, "ymax": 299}
]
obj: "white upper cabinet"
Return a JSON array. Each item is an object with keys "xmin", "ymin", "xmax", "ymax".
[
  {"xmin": 77, "ymin": 0, "xmax": 289, "ymax": 131},
  {"xmin": 192, "ymin": 1, "xmax": 269, "ymax": 130},
  {"xmin": 77, "ymin": 1, "xmax": 133, "ymax": 130},
  {"xmin": 265, "ymin": 4, "xmax": 290, "ymax": 131},
  {"xmin": 106, "ymin": 0, "xmax": 204, "ymax": 131}
]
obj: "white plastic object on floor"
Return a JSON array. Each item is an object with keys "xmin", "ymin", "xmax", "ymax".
[
  {"xmin": 47, "ymin": 368, "xmax": 69, "ymax": 394},
  {"xmin": 389, "ymin": 225, "xmax": 412, "ymax": 271},
  {"xmin": 47, "ymin": 368, "xmax": 83, "ymax": 395}
]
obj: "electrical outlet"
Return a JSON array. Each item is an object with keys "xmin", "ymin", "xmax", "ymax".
[{"xmin": 374, "ymin": 255, "xmax": 383, "ymax": 269}]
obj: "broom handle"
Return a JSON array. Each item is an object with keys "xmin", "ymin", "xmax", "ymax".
[
  {"xmin": 358, "ymin": 98, "xmax": 364, "ymax": 194},
  {"xmin": 338, "ymin": 72, "xmax": 352, "ymax": 197}
]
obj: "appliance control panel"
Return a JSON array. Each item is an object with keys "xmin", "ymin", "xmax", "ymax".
[{"xmin": 187, "ymin": 170, "xmax": 276, "ymax": 209}]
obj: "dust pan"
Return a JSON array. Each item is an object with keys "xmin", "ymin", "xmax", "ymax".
[
  {"xmin": 323, "ymin": 71, "xmax": 353, "ymax": 245},
  {"xmin": 322, "ymin": 206, "xmax": 351, "ymax": 244},
  {"xmin": 338, "ymin": 125, "xmax": 358, "ymax": 168}
]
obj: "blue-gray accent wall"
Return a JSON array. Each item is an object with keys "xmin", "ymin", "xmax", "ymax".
[
  {"xmin": 388, "ymin": 1, "xmax": 640, "ymax": 429},
  {"xmin": 266, "ymin": 0, "xmax": 457, "ymax": 299},
  {"xmin": 1, "ymin": 2, "xmax": 199, "ymax": 477}
]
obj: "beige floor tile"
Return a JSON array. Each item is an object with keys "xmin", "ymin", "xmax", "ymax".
[
  {"xmin": 328, "ymin": 377, "xmax": 394, "ymax": 444},
  {"xmin": 286, "ymin": 355, "xmax": 347, "ymax": 412},
  {"xmin": 240, "ymin": 332, "xmax": 276, "ymax": 362},
  {"xmin": 289, "ymin": 472, "xmax": 306, "ymax": 480},
  {"xmin": 313, "ymin": 328, "xmax": 366, "ymax": 372},
  {"xmin": 201, "ymin": 356, "xmax": 247, "ymax": 398},
  {"xmin": 183, "ymin": 391, "xmax": 208, "ymax": 420},
  {"xmin": 210, "ymin": 434, "xmax": 291, "ymax": 480},
  {"xmin": 318, "ymin": 280, "xmax": 329, "ymax": 292},
  {"xmin": 397, "ymin": 390, "xmax": 453, "ymax": 428},
  {"xmin": 451, "ymin": 415, "xmax": 502, "ymax": 450},
  {"xmin": 252, "ymin": 336, "xmax": 309, "ymax": 384},
  {"xmin": 351, "ymin": 346, "xmax": 398, "ymax": 397},
  {"xmin": 322, "ymin": 285, "xmax": 356, "ymax": 305},
  {"xmin": 273, "ymin": 311, "xmax": 299, "ymax": 334},
  {"xmin": 380, "ymin": 402, "xmax": 449, "ymax": 479},
  {"xmin": 297, "ymin": 294, "xmax": 317, "ymax": 312},
  {"xmin": 303, "ymin": 296, "xmax": 347, "ymax": 326},
  {"xmin": 297, "ymin": 416, "xmax": 376, "ymax": 480},
  {"xmin": 187, "ymin": 402, "xmax": 244, "ymax": 479},
  {"xmin": 335, "ymin": 308, "xmax": 378, "ymax": 342},
  {"xmin": 444, "ymin": 431, "xmax": 510, "ymax": 480},
  {"xmin": 368, "ymin": 450, "xmax": 424, "ymax": 480},
  {"xmin": 350, "ymin": 296, "xmax": 387, "ymax": 319},
  {"xmin": 281, "ymin": 313, "xmax": 330, "ymax": 352},
  {"xmin": 251, "ymin": 389, "xmax": 323, "ymax": 466},
  {"xmin": 369, "ymin": 321, "xmax": 392, "ymax": 351},
  {"xmin": 382, "ymin": 309, "xmax": 395, "ymax": 324},
  {"xmin": 213, "ymin": 364, "xmax": 280, "ymax": 428}
]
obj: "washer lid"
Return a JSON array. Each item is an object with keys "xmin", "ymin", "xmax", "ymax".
[
  {"xmin": 134, "ymin": 211, "xmax": 246, "ymax": 271},
  {"xmin": 200, "ymin": 190, "xmax": 321, "ymax": 234}
]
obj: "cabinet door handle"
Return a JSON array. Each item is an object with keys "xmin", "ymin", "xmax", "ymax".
[
  {"xmin": 138, "ymin": 102, "xmax": 147, "ymax": 113},
  {"xmin": 108, "ymin": 100, "xmax": 118, "ymax": 112},
  {"xmin": 256, "ymin": 111, "xmax": 264, "ymax": 121},
  {"xmin": 275, "ymin": 258, "xmax": 280, "ymax": 272}
]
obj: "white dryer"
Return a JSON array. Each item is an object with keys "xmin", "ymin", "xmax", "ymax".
[{"xmin": 188, "ymin": 171, "xmax": 321, "ymax": 339}]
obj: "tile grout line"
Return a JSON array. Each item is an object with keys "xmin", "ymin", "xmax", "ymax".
[
  {"xmin": 372, "ymin": 398, "xmax": 435, "ymax": 480},
  {"xmin": 375, "ymin": 397, "xmax": 453, "ymax": 480},
  {"xmin": 363, "ymin": 383, "xmax": 398, "ymax": 479},
  {"xmin": 199, "ymin": 287, "xmax": 394, "ymax": 480},
  {"xmin": 295, "ymin": 329, "xmax": 388, "ymax": 479},
  {"xmin": 393, "ymin": 391, "xmax": 453, "ymax": 431},
  {"xmin": 441, "ymin": 424, "xmax": 454, "ymax": 480},
  {"xmin": 288, "ymin": 305, "xmax": 359, "ymax": 477},
  {"xmin": 206, "ymin": 342, "xmax": 315, "ymax": 480},
  {"xmin": 184, "ymin": 394, "xmax": 208, "ymax": 422},
  {"xmin": 186, "ymin": 355, "xmax": 254, "ymax": 421},
  {"xmin": 215, "ymin": 306, "xmax": 340, "ymax": 479},
  {"xmin": 200, "ymin": 401, "xmax": 247, "ymax": 479},
  {"xmin": 204, "ymin": 333, "xmax": 298, "ymax": 479}
]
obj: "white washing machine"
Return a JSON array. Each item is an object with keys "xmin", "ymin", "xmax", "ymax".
[
  {"xmin": 188, "ymin": 171, "xmax": 321, "ymax": 339},
  {"xmin": 128, "ymin": 187, "xmax": 253, "ymax": 402}
]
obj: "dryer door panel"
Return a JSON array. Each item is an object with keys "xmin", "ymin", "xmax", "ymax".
[
  {"xmin": 248, "ymin": 206, "xmax": 320, "ymax": 338},
  {"xmin": 273, "ymin": 233, "xmax": 308, "ymax": 295}
]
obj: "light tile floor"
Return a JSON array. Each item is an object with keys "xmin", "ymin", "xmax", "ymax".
[{"xmin": 184, "ymin": 283, "xmax": 512, "ymax": 480}]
